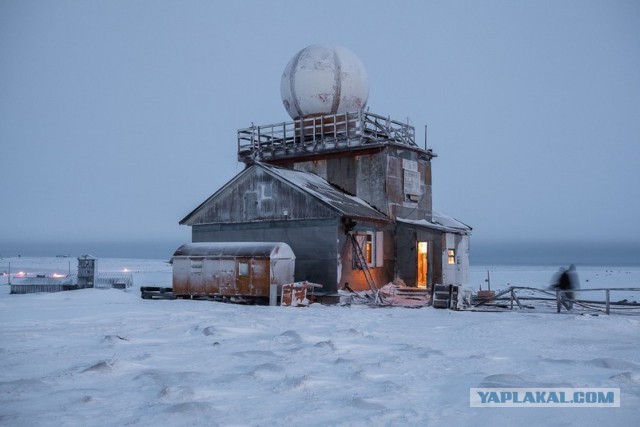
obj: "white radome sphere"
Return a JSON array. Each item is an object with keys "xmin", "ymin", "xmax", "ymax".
[{"xmin": 280, "ymin": 44, "xmax": 369, "ymax": 120}]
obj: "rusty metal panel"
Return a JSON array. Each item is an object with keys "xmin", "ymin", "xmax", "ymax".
[
  {"xmin": 219, "ymin": 265, "xmax": 237, "ymax": 296},
  {"xmin": 236, "ymin": 258, "xmax": 251, "ymax": 295},
  {"xmin": 214, "ymin": 259, "xmax": 236, "ymax": 295},
  {"xmin": 172, "ymin": 258, "xmax": 190, "ymax": 295},
  {"xmin": 189, "ymin": 273, "xmax": 205, "ymax": 294},
  {"xmin": 173, "ymin": 257, "xmax": 290, "ymax": 298},
  {"xmin": 281, "ymin": 281, "xmax": 323, "ymax": 306},
  {"xmin": 248, "ymin": 259, "xmax": 270, "ymax": 296}
]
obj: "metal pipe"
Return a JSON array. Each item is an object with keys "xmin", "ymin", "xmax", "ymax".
[{"xmin": 424, "ymin": 125, "xmax": 428, "ymax": 150}]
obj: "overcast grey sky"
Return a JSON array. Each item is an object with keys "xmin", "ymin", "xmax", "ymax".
[{"xmin": 1, "ymin": 0, "xmax": 639, "ymax": 257}]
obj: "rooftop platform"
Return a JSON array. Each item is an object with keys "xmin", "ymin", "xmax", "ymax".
[{"xmin": 237, "ymin": 110, "xmax": 435, "ymax": 163}]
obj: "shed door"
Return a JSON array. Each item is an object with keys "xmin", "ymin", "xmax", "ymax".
[
  {"xmin": 189, "ymin": 258, "xmax": 205, "ymax": 295},
  {"xmin": 216, "ymin": 259, "xmax": 236, "ymax": 296},
  {"xmin": 236, "ymin": 258, "xmax": 251, "ymax": 295}
]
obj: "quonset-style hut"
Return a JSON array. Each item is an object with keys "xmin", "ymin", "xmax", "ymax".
[
  {"xmin": 180, "ymin": 44, "xmax": 471, "ymax": 294},
  {"xmin": 172, "ymin": 242, "xmax": 295, "ymax": 302}
]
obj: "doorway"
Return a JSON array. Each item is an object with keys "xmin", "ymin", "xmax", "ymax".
[{"xmin": 417, "ymin": 241, "xmax": 428, "ymax": 288}]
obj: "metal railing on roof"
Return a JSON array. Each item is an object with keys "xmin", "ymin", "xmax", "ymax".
[{"xmin": 237, "ymin": 110, "xmax": 420, "ymax": 162}]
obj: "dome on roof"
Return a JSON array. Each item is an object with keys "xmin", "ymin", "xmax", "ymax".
[{"xmin": 280, "ymin": 44, "xmax": 369, "ymax": 120}]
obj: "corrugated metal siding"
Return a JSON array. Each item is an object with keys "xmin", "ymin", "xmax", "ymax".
[
  {"xmin": 192, "ymin": 219, "xmax": 340, "ymax": 292},
  {"xmin": 173, "ymin": 242, "xmax": 294, "ymax": 259},
  {"xmin": 173, "ymin": 256, "xmax": 294, "ymax": 298}
]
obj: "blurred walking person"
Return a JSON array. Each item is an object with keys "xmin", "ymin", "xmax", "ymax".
[{"xmin": 550, "ymin": 264, "xmax": 580, "ymax": 310}]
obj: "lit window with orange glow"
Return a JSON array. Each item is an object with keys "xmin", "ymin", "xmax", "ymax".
[
  {"xmin": 365, "ymin": 235, "xmax": 373, "ymax": 265},
  {"xmin": 447, "ymin": 249, "xmax": 456, "ymax": 265},
  {"xmin": 417, "ymin": 242, "xmax": 428, "ymax": 288},
  {"xmin": 353, "ymin": 231, "xmax": 377, "ymax": 269}
]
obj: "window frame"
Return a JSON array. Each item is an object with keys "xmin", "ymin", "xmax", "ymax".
[
  {"xmin": 447, "ymin": 249, "xmax": 456, "ymax": 265},
  {"xmin": 352, "ymin": 230, "xmax": 382, "ymax": 269}
]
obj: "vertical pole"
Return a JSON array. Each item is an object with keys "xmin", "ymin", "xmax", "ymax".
[
  {"xmin": 257, "ymin": 126, "xmax": 261, "ymax": 158},
  {"xmin": 556, "ymin": 290, "xmax": 561, "ymax": 313},
  {"xmin": 271, "ymin": 124, "xmax": 275, "ymax": 153},
  {"xmin": 424, "ymin": 125, "xmax": 428, "ymax": 150},
  {"xmin": 510, "ymin": 289, "xmax": 514, "ymax": 310},
  {"xmin": 605, "ymin": 289, "xmax": 610, "ymax": 315}
]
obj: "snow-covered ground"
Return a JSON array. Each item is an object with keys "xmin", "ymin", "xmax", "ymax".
[{"xmin": 1, "ymin": 258, "xmax": 639, "ymax": 426}]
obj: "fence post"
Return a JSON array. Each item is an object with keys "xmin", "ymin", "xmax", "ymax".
[
  {"xmin": 605, "ymin": 289, "xmax": 610, "ymax": 315},
  {"xmin": 556, "ymin": 290, "xmax": 561, "ymax": 313}
]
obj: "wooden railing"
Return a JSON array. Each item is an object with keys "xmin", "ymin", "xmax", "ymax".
[
  {"xmin": 237, "ymin": 110, "xmax": 420, "ymax": 162},
  {"xmin": 471, "ymin": 286, "xmax": 640, "ymax": 315}
]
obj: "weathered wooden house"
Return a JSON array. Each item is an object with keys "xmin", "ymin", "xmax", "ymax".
[{"xmin": 179, "ymin": 44, "xmax": 471, "ymax": 295}]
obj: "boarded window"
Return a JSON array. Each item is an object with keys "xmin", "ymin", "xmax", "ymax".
[
  {"xmin": 261, "ymin": 183, "xmax": 273, "ymax": 198},
  {"xmin": 403, "ymin": 158, "xmax": 421, "ymax": 201},
  {"xmin": 191, "ymin": 259, "xmax": 203, "ymax": 273}
]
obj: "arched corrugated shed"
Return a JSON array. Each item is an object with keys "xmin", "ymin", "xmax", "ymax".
[{"xmin": 172, "ymin": 242, "xmax": 295, "ymax": 260}]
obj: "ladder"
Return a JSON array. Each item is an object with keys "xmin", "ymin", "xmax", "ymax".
[{"xmin": 348, "ymin": 234, "xmax": 380, "ymax": 304}]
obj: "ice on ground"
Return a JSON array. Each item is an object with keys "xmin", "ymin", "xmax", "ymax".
[{"xmin": 0, "ymin": 258, "xmax": 639, "ymax": 426}]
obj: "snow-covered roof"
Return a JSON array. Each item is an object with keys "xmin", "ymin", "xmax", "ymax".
[
  {"xmin": 11, "ymin": 277, "xmax": 74, "ymax": 286},
  {"xmin": 173, "ymin": 242, "xmax": 295, "ymax": 259},
  {"xmin": 258, "ymin": 163, "xmax": 389, "ymax": 221},
  {"xmin": 179, "ymin": 162, "xmax": 389, "ymax": 225},
  {"xmin": 397, "ymin": 210, "xmax": 472, "ymax": 234}
]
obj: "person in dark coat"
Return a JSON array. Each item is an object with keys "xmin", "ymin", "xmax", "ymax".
[{"xmin": 551, "ymin": 264, "xmax": 580, "ymax": 310}]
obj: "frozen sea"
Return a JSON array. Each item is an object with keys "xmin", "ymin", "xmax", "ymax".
[{"xmin": 1, "ymin": 257, "xmax": 639, "ymax": 426}]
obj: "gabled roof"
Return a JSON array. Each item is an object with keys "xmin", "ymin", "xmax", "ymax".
[
  {"xmin": 179, "ymin": 162, "xmax": 389, "ymax": 225},
  {"xmin": 179, "ymin": 166, "xmax": 253, "ymax": 225},
  {"xmin": 258, "ymin": 163, "xmax": 389, "ymax": 221},
  {"xmin": 397, "ymin": 210, "xmax": 472, "ymax": 235}
]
